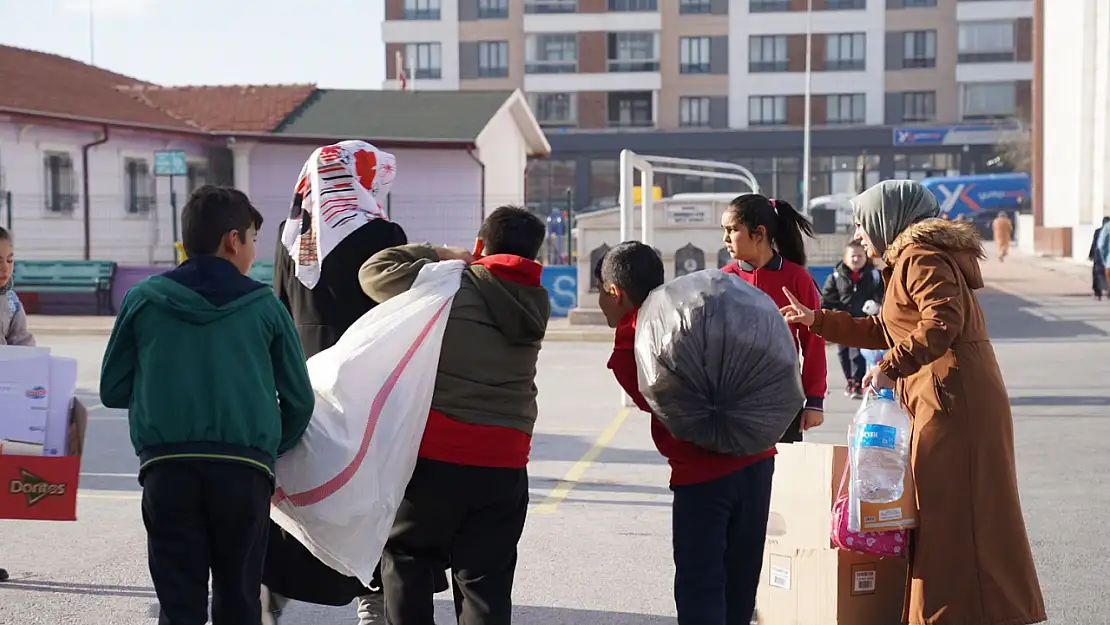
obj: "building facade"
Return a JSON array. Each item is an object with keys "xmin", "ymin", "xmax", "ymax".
[{"xmin": 383, "ymin": 0, "xmax": 1034, "ymax": 214}]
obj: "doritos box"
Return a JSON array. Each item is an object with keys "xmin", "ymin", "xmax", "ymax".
[{"xmin": 0, "ymin": 399, "xmax": 86, "ymax": 521}]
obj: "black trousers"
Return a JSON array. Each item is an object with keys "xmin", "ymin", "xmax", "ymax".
[
  {"xmin": 837, "ymin": 344, "xmax": 866, "ymax": 385},
  {"xmin": 381, "ymin": 458, "xmax": 529, "ymax": 625},
  {"xmin": 671, "ymin": 457, "xmax": 775, "ymax": 625},
  {"xmin": 1094, "ymin": 261, "xmax": 1107, "ymax": 297},
  {"xmin": 141, "ymin": 461, "xmax": 272, "ymax": 625}
]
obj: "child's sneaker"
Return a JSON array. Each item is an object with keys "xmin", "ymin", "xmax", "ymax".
[
  {"xmin": 850, "ymin": 383, "xmax": 864, "ymax": 400},
  {"xmin": 844, "ymin": 382, "xmax": 856, "ymax": 397}
]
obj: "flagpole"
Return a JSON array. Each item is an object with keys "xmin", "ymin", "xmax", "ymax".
[{"xmin": 88, "ymin": 0, "xmax": 96, "ymax": 65}]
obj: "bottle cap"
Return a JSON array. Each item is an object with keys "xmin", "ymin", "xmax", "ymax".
[{"xmin": 875, "ymin": 388, "xmax": 895, "ymax": 401}]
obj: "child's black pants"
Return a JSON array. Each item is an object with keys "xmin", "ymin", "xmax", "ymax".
[
  {"xmin": 381, "ymin": 458, "xmax": 528, "ymax": 625},
  {"xmin": 141, "ymin": 460, "xmax": 272, "ymax": 625},
  {"xmin": 671, "ymin": 457, "xmax": 775, "ymax": 625},
  {"xmin": 837, "ymin": 344, "xmax": 867, "ymax": 384}
]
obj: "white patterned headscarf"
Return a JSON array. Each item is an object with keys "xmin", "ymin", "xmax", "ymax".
[{"xmin": 280, "ymin": 140, "xmax": 397, "ymax": 289}]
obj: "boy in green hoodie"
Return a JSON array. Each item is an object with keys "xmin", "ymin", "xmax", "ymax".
[{"xmin": 99, "ymin": 185, "xmax": 315, "ymax": 625}]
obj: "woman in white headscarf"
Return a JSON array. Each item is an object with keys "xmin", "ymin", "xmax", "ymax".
[
  {"xmin": 782, "ymin": 180, "xmax": 1046, "ymax": 625},
  {"xmin": 263, "ymin": 141, "xmax": 447, "ymax": 625}
]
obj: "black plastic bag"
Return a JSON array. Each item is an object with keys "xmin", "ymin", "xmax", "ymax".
[{"xmin": 634, "ymin": 269, "xmax": 805, "ymax": 455}]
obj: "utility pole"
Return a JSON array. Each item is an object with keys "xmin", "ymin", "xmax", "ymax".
[{"xmin": 802, "ymin": 0, "xmax": 813, "ymax": 212}]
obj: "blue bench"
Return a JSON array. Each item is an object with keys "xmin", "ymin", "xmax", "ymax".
[
  {"xmin": 14, "ymin": 260, "xmax": 117, "ymax": 314},
  {"xmin": 249, "ymin": 261, "xmax": 274, "ymax": 286}
]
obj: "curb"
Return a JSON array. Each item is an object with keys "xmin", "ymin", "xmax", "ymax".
[{"xmin": 29, "ymin": 327, "xmax": 114, "ymax": 337}]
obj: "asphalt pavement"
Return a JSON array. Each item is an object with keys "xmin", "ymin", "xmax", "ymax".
[{"xmin": 1, "ymin": 253, "xmax": 1108, "ymax": 624}]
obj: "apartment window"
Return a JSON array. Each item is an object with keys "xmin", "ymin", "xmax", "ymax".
[
  {"xmin": 961, "ymin": 82, "xmax": 1015, "ymax": 120},
  {"xmin": 186, "ymin": 162, "xmax": 208, "ymax": 196},
  {"xmin": 749, "ymin": 96, "xmax": 786, "ymax": 126},
  {"xmin": 42, "ymin": 152, "xmax": 76, "ymax": 214},
  {"xmin": 403, "ymin": 0, "xmax": 440, "ymax": 20},
  {"xmin": 608, "ymin": 32, "xmax": 659, "ymax": 72},
  {"xmin": 680, "ymin": 0, "xmax": 712, "ymax": 13},
  {"xmin": 680, "ymin": 97, "xmax": 711, "ymax": 128},
  {"xmin": 825, "ymin": 0, "xmax": 864, "ymax": 9},
  {"xmin": 525, "ymin": 0, "xmax": 576, "ymax": 13},
  {"xmin": 901, "ymin": 91, "xmax": 936, "ymax": 122},
  {"xmin": 904, "ymin": 0, "xmax": 936, "ymax": 6},
  {"xmin": 608, "ymin": 0, "xmax": 657, "ymax": 10},
  {"xmin": 124, "ymin": 158, "xmax": 154, "ymax": 215},
  {"xmin": 958, "ymin": 21, "xmax": 1016, "ymax": 63},
  {"xmin": 750, "ymin": 35, "xmax": 787, "ymax": 72},
  {"xmin": 903, "ymin": 30, "xmax": 937, "ymax": 68},
  {"xmin": 526, "ymin": 34, "xmax": 577, "ymax": 73},
  {"xmin": 405, "ymin": 43, "xmax": 442, "ymax": 79},
  {"xmin": 608, "ymin": 92, "xmax": 653, "ymax": 128},
  {"xmin": 478, "ymin": 41, "xmax": 509, "ymax": 77},
  {"xmin": 750, "ymin": 0, "xmax": 789, "ymax": 11},
  {"xmin": 680, "ymin": 37, "xmax": 711, "ymax": 74},
  {"xmin": 478, "ymin": 0, "xmax": 509, "ymax": 18},
  {"xmin": 827, "ymin": 93, "xmax": 866, "ymax": 125},
  {"xmin": 825, "ymin": 33, "xmax": 865, "ymax": 71},
  {"xmin": 529, "ymin": 93, "xmax": 577, "ymax": 126}
]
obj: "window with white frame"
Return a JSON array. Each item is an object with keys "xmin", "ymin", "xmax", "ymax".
[
  {"xmin": 825, "ymin": 33, "xmax": 865, "ymax": 71},
  {"xmin": 42, "ymin": 151, "xmax": 77, "ymax": 214},
  {"xmin": 608, "ymin": 92, "xmax": 653, "ymax": 128},
  {"xmin": 750, "ymin": 0, "xmax": 789, "ymax": 12},
  {"xmin": 827, "ymin": 93, "xmax": 866, "ymax": 125},
  {"xmin": 403, "ymin": 0, "xmax": 440, "ymax": 20},
  {"xmin": 607, "ymin": 32, "xmax": 659, "ymax": 72},
  {"xmin": 124, "ymin": 158, "xmax": 154, "ymax": 215},
  {"xmin": 958, "ymin": 21, "xmax": 1016, "ymax": 63},
  {"xmin": 680, "ymin": 97, "xmax": 711, "ymax": 127},
  {"xmin": 903, "ymin": 30, "xmax": 937, "ymax": 68},
  {"xmin": 525, "ymin": 34, "xmax": 577, "ymax": 73},
  {"xmin": 525, "ymin": 0, "xmax": 576, "ymax": 13},
  {"xmin": 186, "ymin": 162, "xmax": 208, "ymax": 196},
  {"xmin": 680, "ymin": 37, "xmax": 710, "ymax": 74},
  {"xmin": 529, "ymin": 92, "xmax": 577, "ymax": 126},
  {"xmin": 608, "ymin": 0, "xmax": 657, "ymax": 10},
  {"xmin": 902, "ymin": 91, "xmax": 936, "ymax": 123},
  {"xmin": 961, "ymin": 82, "xmax": 1015, "ymax": 119},
  {"xmin": 478, "ymin": 0, "xmax": 509, "ymax": 18},
  {"xmin": 749, "ymin": 35, "xmax": 787, "ymax": 72},
  {"xmin": 749, "ymin": 96, "xmax": 786, "ymax": 126},
  {"xmin": 405, "ymin": 43, "xmax": 442, "ymax": 79},
  {"xmin": 479, "ymin": 41, "xmax": 509, "ymax": 77}
]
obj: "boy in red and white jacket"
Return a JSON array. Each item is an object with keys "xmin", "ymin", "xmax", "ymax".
[{"xmin": 596, "ymin": 242, "xmax": 774, "ymax": 625}]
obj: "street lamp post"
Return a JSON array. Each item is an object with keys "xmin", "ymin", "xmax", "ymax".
[{"xmin": 802, "ymin": 0, "xmax": 813, "ymax": 213}]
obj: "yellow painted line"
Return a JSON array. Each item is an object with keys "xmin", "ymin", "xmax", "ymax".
[{"xmin": 531, "ymin": 407, "xmax": 630, "ymax": 516}]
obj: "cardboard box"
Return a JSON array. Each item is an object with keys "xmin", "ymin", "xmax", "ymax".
[{"xmin": 755, "ymin": 443, "xmax": 907, "ymax": 625}]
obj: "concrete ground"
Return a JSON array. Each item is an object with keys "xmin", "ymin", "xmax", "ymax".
[{"xmin": 2, "ymin": 249, "xmax": 1108, "ymax": 624}]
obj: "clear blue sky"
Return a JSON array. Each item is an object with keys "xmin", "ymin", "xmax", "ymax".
[{"xmin": 0, "ymin": 0, "xmax": 385, "ymax": 88}]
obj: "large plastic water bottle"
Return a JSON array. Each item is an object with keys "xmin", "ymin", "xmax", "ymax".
[{"xmin": 851, "ymin": 388, "xmax": 911, "ymax": 503}]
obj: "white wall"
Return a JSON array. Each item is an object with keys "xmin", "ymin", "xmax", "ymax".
[
  {"xmin": 475, "ymin": 106, "xmax": 529, "ymax": 219},
  {"xmin": 728, "ymin": 2, "xmax": 886, "ymax": 128},
  {"xmin": 381, "ymin": 1, "xmax": 461, "ymax": 90}
]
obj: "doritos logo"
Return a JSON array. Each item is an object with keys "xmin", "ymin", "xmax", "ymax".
[
  {"xmin": 9, "ymin": 468, "xmax": 67, "ymax": 507},
  {"xmin": 25, "ymin": 386, "xmax": 46, "ymax": 400}
]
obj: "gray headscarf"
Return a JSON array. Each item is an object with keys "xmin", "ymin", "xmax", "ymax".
[{"xmin": 850, "ymin": 180, "xmax": 940, "ymax": 255}]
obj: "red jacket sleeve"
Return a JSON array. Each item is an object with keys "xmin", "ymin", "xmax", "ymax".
[
  {"xmin": 795, "ymin": 271, "xmax": 828, "ymax": 410},
  {"xmin": 607, "ymin": 349, "xmax": 655, "ymax": 414}
]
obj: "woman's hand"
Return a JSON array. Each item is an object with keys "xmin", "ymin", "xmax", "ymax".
[
  {"xmin": 780, "ymin": 287, "xmax": 816, "ymax": 327},
  {"xmin": 862, "ymin": 365, "xmax": 895, "ymax": 390},
  {"xmin": 800, "ymin": 409, "xmax": 824, "ymax": 432}
]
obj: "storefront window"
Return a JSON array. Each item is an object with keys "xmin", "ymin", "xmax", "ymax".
[
  {"xmin": 893, "ymin": 153, "xmax": 957, "ymax": 180},
  {"xmin": 588, "ymin": 159, "xmax": 620, "ymax": 208},
  {"xmin": 526, "ymin": 158, "xmax": 576, "ymax": 214}
]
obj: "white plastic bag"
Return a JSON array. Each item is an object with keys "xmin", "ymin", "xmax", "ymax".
[{"xmin": 270, "ymin": 259, "xmax": 464, "ymax": 586}]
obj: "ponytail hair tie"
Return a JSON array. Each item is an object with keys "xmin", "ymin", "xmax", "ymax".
[{"xmin": 770, "ymin": 198, "xmax": 778, "ymax": 213}]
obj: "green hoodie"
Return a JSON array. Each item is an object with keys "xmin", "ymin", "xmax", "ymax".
[{"xmin": 99, "ymin": 257, "xmax": 315, "ymax": 479}]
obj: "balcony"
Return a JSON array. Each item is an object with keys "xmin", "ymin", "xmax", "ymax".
[
  {"xmin": 525, "ymin": 60, "xmax": 577, "ymax": 74},
  {"xmin": 526, "ymin": 0, "xmax": 577, "ymax": 13},
  {"xmin": 750, "ymin": 0, "xmax": 789, "ymax": 12},
  {"xmin": 403, "ymin": 8, "xmax": 440, "ymax": 20},
  {"xmin": 957, "ymin": 51, "xmax": 1016, "ymax": 64}
]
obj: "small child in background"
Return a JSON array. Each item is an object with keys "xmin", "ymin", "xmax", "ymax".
[
  {"xmin": 820, "ymin": 241, "xmax": 882, "ymax": 399},
  {"xmin": 0, "ymin": 227, "xmax": 34, "ymax": 347}
]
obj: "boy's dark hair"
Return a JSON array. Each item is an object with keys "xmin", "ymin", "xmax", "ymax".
[
  {"xmin": 845, "ymin": 240, "xmax": 864, "ymax": 250},
  {"xmin": 595, "ymin": 241, "xmax": 664, "ymax": 307},
  {"xmin": 478, "ymin": 205, "xmax": 546, "ymax": 260},
  {"xmin": 181, "ymin": 185, "xmax": 263, "ymax": 258},
  {"xmin": 0, "ymin": 226, "xmax": 10, "ymax": 242},
  {"xmin": 725, "ymin": 194, "xmax": 814, "ymax": 266}
]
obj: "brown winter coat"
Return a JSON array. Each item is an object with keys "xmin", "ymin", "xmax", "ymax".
[{"xmin": 812, "ymin": 219, "xmax": 1046, "ymax": 625}]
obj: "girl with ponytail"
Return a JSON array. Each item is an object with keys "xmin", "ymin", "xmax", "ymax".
[{"xmin": 720, "ymin": 194, "xmax": 827, "ymax": 442}]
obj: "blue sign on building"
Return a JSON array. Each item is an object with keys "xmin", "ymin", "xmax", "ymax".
[
  {"xmin": 892, "ymin": 123, "xmax": 1018, "ymax": 147},
  {"xmin": 541, "ymin": 266, "xmax": 578, "ymax": 318}
]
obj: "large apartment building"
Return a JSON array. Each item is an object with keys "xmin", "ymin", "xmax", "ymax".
[{"xmin": 383, "ymin": 0, "xmax": 1034, "ymax": 213}]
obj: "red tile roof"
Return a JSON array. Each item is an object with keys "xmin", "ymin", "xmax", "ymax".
[
  {"xmin": 0, "ymin": 45, "xmax": 315, "ymax": 133},
  {"xmin": 119, "ymin": 84, "xmax": 317, "ymax": 132}
]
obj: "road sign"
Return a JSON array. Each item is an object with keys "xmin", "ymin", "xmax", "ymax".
[{"xmin": 154, "ymin": 150, "xmax": 187, "ymax": 177}]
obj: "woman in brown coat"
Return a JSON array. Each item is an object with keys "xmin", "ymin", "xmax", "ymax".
[{"xmin": 782, "ymin": 180, "xmax": 1046, "ymax": 625}]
